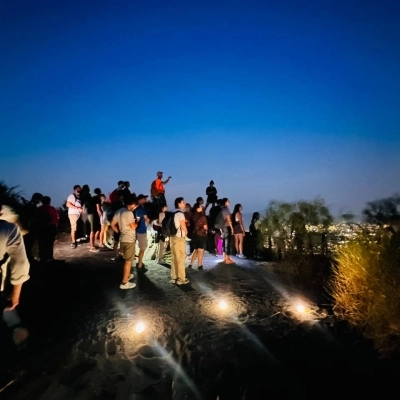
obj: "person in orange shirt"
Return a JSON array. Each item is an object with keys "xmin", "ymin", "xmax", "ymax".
[{"xmin": 150, "ymin": 171, "xmax": 172, "ymax": 208}]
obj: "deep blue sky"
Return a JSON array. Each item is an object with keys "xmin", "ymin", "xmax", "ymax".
[{"xmin": 1, "ymin": 0, "xmax": 399, "ymax": 219}]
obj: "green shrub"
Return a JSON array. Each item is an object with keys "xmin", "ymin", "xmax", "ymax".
[{"xmin": 329, "ymin": 229, "xmax": 400, "ymax": 357}]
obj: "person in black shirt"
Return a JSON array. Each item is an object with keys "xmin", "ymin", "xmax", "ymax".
[
  {"xmin": 88, "ymin": 188, "xmax": 102, "ymax": 252},
  {"xmin": 208, "ymin": 199, "xmax": 223, "ymax": 256},
  {"xmin": 21, "ymin": 192, "xmax": 43, "ymax": 261},
  {"xmin": 204, "ymin": 180, "xmax": 218, "ymax": 213}
]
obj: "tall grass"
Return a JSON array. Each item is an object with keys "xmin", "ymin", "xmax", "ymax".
[{"xmin": 329, "ymin": 229, "xmax": 400, "ymax": 357}]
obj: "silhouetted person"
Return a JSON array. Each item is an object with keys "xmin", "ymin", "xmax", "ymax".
[
  {"xmin": 204, "ymin": 180, "xmax": 217, "ymax": 213},
  {"xmin": 249, "ymin": 212, "xmax": 263, "ymax": 259},
  {"xmin": 37, "ymin": 196, "xmax": 59, "ymax": 261},
  {"xmin": 220, "ymin": 198, "xmax": 235, "ymax": 264},
  {"xmin": 22, "ymin": 192, "xmax": 43, "ymax": 261},
  {"xmin": 87, "ymin": 188, "xmax": 102, "ymax": 252},
  {"xmin": 121, "ymin": 181, "xmax": 133, "ymax": 202},
  {"xmin": 80, "ymin": 184, "xmax": 91, "ymax": 240},
  {"xmin": 209, "ymin": 199, "xmax": 223, "ymax": 256}
]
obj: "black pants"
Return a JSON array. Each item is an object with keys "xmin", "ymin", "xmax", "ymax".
[
  {"xmin": 152, "ymin": 194, "xmax": 167, "ymax": 209},
  {"xmin": 221, "ymin": 227, "xmax": 232, "ymax": 255},
  {"xmin": 23, "ymin": 228, "xmax": 37, "ymax": 260},
  {"xmin": 38, "ymin": 225, "xmax": 57, "ymax": 260}
]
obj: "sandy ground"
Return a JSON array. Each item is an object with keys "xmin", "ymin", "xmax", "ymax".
[{"xmin": 0, "ymin": 234, "xmax": 399, "ymax": 399}]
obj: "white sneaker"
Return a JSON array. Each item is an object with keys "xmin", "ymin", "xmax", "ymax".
[
  {"xmin": 128, "ymin": 274, "xmax": 134, "ymax": 281},
  {"xmin": 120, "ymin": 281, "xmax": 136, "ymax": 289}
]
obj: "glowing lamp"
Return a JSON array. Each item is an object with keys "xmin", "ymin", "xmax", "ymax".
[
  {"xmin": 135, "ymin": 321, "xmax": 145, "ymax": 333},
  {"xmin": 296, "ymin": 304, "xmax": 305, "ymax": 313},
  {"xmin": 219, "ymin": 300, "xmax": 227, "ymax": 310}
]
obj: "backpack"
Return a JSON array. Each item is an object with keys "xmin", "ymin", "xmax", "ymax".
[
  {"xmin": 214, "ymin": 209, "xmax": 225, "ymax": 229},
  {"xmin": 162, "ymin": 211, "xmax": 182, "ymax": 237}
]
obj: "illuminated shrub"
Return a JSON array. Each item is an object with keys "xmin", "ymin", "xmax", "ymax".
[{"xmin": 329, "ymin": 229, "xmax": 400, "ymax": 357}]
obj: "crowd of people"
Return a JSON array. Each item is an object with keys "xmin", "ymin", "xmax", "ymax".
[{"xmin": 0, "ymin": 171, "xmax": 264, "ymax": 321}]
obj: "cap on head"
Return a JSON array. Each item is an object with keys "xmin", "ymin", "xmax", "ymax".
[
  {"xmin": 157, "ymin": 171, "xmax": 163, "ymax": 177},
  {"xmin": 137, "ymin": 194, "xmax": 148, "ymax": 201},
  {"xmin": 210, "ymin": 180, "xmax": 214, "ymax": 185}
]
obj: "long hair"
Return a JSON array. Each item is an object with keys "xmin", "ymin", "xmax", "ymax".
[
  {"xmin": 232, "ymin": 203, "xmax": 242, "ymax": 222},
  {"xmin": 251, "ymin": 212, "xmax": 260, "ymax": 225}
]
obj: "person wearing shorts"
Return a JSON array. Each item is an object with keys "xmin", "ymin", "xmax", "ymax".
[
  {"xmin": 188, "ymin": 203, "xmax": 208, "ymax": 270},
  {"xmin": 99, "ymin": 194, "xmax": 111, "ymax": 248},
  {"xmin": 110, "ymin": 195, "xmax": 139, "ymax": 289},
  {"xmin": 66, "ymin": 185, "xmax": 83, "ymax": 248},
  {"xmin": 135, "ymin": 194, "xmax": 150, "ymax": 273}
]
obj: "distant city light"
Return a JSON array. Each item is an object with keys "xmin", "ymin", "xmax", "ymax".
[{"xmin": 135, "ymin": 321, "xmax": 145, "ymax": 333}]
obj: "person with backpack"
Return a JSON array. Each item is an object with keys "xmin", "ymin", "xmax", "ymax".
[
  {"xmin": 214, "ymin": 198, "xmax": 235, "ymax": 264},
  {"xmin": 188, "ymin": 202, "xmax": 208, "ymax": 270},
  {"xmin": 162, "ymin": 197, "xmax": 189, "ymax": 285}
]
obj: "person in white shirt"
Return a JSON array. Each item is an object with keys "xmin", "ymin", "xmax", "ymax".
[
  {"xmin": 66, "ymin": 185, "xmax": 83, "ymax": 248},
  {"xmin": 0, "ymin": 205, "xmax": 30, "ymax": 311},
  {"xmin": 111, "ymin": 195, "xmax": 139, "ymax": 290},
  {"xmin": 170, "ymin": 197, "xmax": 189, "ymax": 285}
]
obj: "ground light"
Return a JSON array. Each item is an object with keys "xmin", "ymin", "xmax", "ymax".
[
  {"xmin": 218, "ymin": 300, "xmax": 228, "ymax": 310},
  {"xmin": 135, "ymin": 321, "xmax": 145, "ymax": 334},
  {"xmin": 296, "ymin": 304, "xmax": 305, "ymax": 313}
]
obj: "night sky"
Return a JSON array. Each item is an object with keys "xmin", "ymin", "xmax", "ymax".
[{"xmin": 1, "ymin": 0, "xmax": 399, "ymax": 219}]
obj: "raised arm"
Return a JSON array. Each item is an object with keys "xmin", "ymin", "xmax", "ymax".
[{"xmin": 162, "ymin": 176, "xmax": 172, "ymax": 185}]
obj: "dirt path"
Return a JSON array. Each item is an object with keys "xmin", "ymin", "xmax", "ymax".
[{"xmin": 0, "ymin": 236, "xmax": 397, "ymax": 399}]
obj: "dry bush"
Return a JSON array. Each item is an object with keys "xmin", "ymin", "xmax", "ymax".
[
  {"xmin": 329, "ymin": 230, "xmax": 400, "ymax": 357},
  {"xmin": 278, "ymin": 253, "xmax": 332, "ymax": 293}
]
